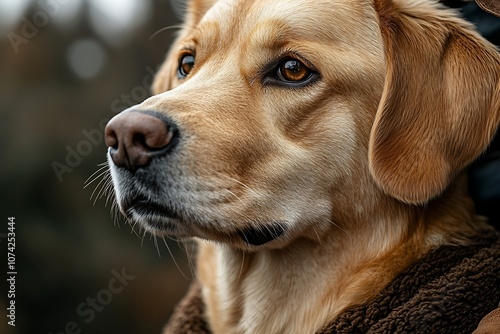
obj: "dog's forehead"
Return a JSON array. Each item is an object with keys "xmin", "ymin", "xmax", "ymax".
[{"xmin": 197, "ymin": 0, "xmax": 379, "ymax": 45}]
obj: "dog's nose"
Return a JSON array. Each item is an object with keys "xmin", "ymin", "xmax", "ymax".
[{"xmin": 104, "ymin": 110, "xmax": 178, "ymax": 172}]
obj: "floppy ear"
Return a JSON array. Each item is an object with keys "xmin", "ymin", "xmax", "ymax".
[
  {"xmin": 369, "ymin": 0, "xmax": 500, "ymax": 204},
  {"xmin": 182, "ymin": 0, "xmax": 219, "ymax": 28},
  {"xmin": 153, "ymin": 0, "xmax": 219, "ymax": 94}
]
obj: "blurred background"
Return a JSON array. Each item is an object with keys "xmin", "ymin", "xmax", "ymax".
[
  {"xmin": 0, "ymin": 0, "xmax": 195, "ymax": 333},
  {"xmin": 0, "ymin": 1, "xmax": 499, "ymax": 334}
]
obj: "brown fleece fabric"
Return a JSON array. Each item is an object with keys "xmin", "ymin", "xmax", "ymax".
[
  {"xmin": 163, "ymin": 229, "xmax": 500, "ymax": 334},
  {"xmin": 162, "ymin": 281, "xmax": 210, "ymax": 334}
]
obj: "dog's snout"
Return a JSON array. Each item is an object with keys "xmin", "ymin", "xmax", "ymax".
[{"xmin": 104, "ymin": 110, "xmax": 178, "ymax": 172}]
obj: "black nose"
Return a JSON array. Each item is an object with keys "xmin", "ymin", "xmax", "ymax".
[{"xmin": 104, "ymin": 110, "xmax": 178, "ymax": 172}]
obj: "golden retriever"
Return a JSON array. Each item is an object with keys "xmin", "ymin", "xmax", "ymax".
[{"xmin": 104, "ymin": 0, "xmax": 500, "ymax": 332}]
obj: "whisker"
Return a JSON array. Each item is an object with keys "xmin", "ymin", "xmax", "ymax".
[
  {"xmin": 84, "ymin": 164, "xmax": 109, "ymax": 188},
  {"xmin": 186, "ymin": 240, "xmax": 197, "ymax": 279},
  {"xmin": 312, "ymin": 227, "xmax": 322, "ymax": 246},
  {"xmin": 165, "ymin": 235, "xmax": 181, "ymax": 242},
  {"xmin": 110, "ymin": 200, "xmax": 123, "ymax": 228},
  {"xmin": 87, "ymin": 174, "xmax": 108, "ymax": 199},
  {"xmin": 154, "ymin": 235, "xmax": 161, "ymax": 258},
  {"xmin": 325, "ymin": 219, "xmax": 349, "ymax": 237},
  {"xmin": 130, "ymin": 223, "xmax": 141, "ymax": 239},
  {"xmin": 93, "ymin": 174, "xmax": 112, "ymax": 205},
  {"xmin": 90, "ymin": 174, "xmax": 109, "ymax": 205},
  {"xmin": 226, "ymin": 177, "xmax": 259, "ymax": 198},
  {"xmin": 100, "ymin": 175, "xmax": 113, "ymax": 200},
  {"xmin": 162, "ymin": 237, "xmax": 190, "ymax": 280},
  {"xmin": 149, "ymin": 24, "xmax": 188, "ymax": 40},
  {"xmin": 141, "ymin": 230, "xmax": 147, "ymax": 247},
  {"xmin": 224, "ymin": 189, "xmax": 244, "ymax": 203},
  {"xmin": 208, "ymin": 168, "xmax": 260, "ymax": 198},
  {"xmin": 103, "ymin": 177, "xmax": 115, "ymax": 207},
  {"xmin": 238, "ymin": 250, "xmax": 245, "ymax": 283}
]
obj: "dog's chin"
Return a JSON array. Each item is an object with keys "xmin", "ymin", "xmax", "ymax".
[
  {"xmin": 119, "ymin": 196, "xmax": 287, "ymax": 247},
  {"xmin": 127, "ymin": 212, "xmax": 191, "ymax": 238}
]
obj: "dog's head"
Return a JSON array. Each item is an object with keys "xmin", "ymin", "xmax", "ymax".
[{"xmin": 105, "ymin": 0, "xmax": 500, "ymax": 250}]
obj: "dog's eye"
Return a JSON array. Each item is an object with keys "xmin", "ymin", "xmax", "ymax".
[
  {"xmin": 263, "ymin": 57, "xmax": 318, "ymax": 87},
  {"xmin": 277, "ymin": 58, "xmax": 312, "ymax": 82},
  {"xmin": 178, "ymin": 53, "xmax": 195, "ymax": 78}
]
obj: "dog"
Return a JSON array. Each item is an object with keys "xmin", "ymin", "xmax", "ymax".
[{"xmin": 103, "ymin": 0, "xmax": 500, "ymax": 332}]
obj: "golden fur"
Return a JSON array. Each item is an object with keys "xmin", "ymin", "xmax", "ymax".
[{"xmin": 134, "ymin": 0, "xmax": 500, "ymax": 332}]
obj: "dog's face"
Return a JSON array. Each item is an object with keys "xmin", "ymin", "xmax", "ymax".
[{"xmin": 105, "ymin": 0, "xmax": 500, "ymax": 250}]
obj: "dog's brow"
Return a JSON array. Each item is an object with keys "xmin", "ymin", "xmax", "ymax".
[
  {"xmin": 250, "ymin": 1, "xmax": 345, "ymax": 36},
  {"xmin": 247, "ymin": 0, "xmax": 381, "ymax": 46},
  {"xmin": 198, "ymin": 0, "xmax": 238, "ymax": 30},
  {"xmin": 243, "ymin": 19, "xmax": 337, "ymax": 56},
  {"xmin": 191, "ymin": 21, "xmax": 221, "ymax": 51}
]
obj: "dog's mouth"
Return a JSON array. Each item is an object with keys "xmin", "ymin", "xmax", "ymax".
[
  {"xmin": 237, "ymin": 223, "xmax": 286, "ymax": 246},
  {"xmin": 124, "ymin": 195, "xmax": 181, "ymax": 221},
  {"xmin": 122, "ymin": 195, "xmax": 286, "ymax": 246}
]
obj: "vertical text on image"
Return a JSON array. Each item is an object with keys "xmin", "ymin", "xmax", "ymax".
[{"xmin": 6, "ymin": 217, "xmax": 17, "ymax": 327}]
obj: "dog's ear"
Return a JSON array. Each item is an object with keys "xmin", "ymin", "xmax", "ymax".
[
  {"xmin": 184, "ymin": 0, "xmax": 219, "ymax": 28},
  {"xmin": 153, "ymin": 0, "xmax": 218, "ymax": 94},
  {"xmin": 369, "ymin": 0, "xmax": 500, "ymax": 204}
]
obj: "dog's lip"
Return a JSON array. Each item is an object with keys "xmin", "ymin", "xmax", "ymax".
[
  {"xmin": 237, "ymin": 223, "xmax": 286, "ymax": 246},
  {"xmin": 124, "ymin": 195, "xmax": 181, "ymax": 221},
  {"xmin": 122, "ymin": 195, "xmax": 286, "ymax": 246}
]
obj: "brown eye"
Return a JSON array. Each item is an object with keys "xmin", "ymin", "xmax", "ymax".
[
  {"xmin": 178, "ymin": 53, "xmax": 195, "ymax": 78},
  {"xmin": 277, "ymin": 58, "xmax": 312, "ymax": 82}
]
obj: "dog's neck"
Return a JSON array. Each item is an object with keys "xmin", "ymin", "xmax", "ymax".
[{"xmin": 197, "ymin": 175, "xmax": 483, "ymax": 334}]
